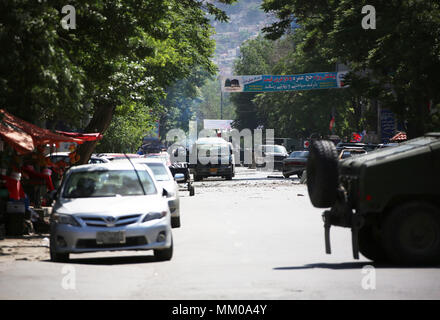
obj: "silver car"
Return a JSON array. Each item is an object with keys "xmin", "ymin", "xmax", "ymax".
[
  {"xmin": 117, "ymin": 158, "xmax": 184, "ymax": 228},
  {"xmin": 49, "ymin": 161, "xmax": 173, "ymax": 262}
]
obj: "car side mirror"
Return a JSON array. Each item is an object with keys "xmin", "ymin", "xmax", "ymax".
[
  {"xmin": 174, "ymin": 173, "xmax": 185, "ymax": 183},
  {"xmin": 162, "ymin": 188, "xmax": 169, "ymax": 197}
]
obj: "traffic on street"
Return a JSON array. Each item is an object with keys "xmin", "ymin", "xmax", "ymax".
[{"xmin": 0, "ymin": 0, "xmax": 439, "ymax": 306}]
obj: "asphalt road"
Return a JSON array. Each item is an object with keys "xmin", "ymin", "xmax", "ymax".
[{"xmin": 0, "ymin": 167, "xmax": 439, "ymax": 299}]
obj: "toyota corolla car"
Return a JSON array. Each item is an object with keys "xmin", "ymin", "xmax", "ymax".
[
  {"xmin": 49, "ymin": 161, "xmax": 173, "ymax": 262},
  {"xmin": 117, "ymin": 158, "xmax": 184, "ymax": 228}
]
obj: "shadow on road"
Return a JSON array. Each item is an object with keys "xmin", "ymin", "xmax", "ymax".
[
  {"xmin": 44, "ymin": 254, "xmax": 158, "ymax": 265},
  {"xmin": 274, "ymin": 262, "xmax": 440, "ymax": 270}
]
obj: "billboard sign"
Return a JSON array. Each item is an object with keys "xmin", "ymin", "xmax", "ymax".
[{"xmin": 221, "ymin": 72, "xmax": 348, "ymax": 93}]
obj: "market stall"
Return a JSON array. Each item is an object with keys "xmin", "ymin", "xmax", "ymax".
[{"xmin": 0, "ymin": 109, "xmax": 85, "ymax": 237}]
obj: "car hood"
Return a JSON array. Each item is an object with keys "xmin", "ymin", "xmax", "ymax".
[{"xmin": 54, "ymin": 195, "xmax": 167, "ymax": 216}]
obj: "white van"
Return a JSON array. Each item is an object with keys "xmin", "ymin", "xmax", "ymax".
[{"xmin": 190, "ymin": 137, "xmax": 235, "ymax": 181}]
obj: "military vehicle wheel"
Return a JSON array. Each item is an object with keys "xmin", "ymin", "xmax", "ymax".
[
  {"xmin": 306, "ymin": 140, "xmax": 339, "ymax": 208},
  {"xmin": 382, "ymin": 202, "xmax": 440, "ymax": 265},
  {"xmin": 358, "ymin": 225, "xmax": 388, "ymax": 263}
]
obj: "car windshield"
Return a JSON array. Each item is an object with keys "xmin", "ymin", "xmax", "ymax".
[
  {"xmin": 289, "ymin": 151, "xmax": 309, "ymax": 158},
  {"xmin": 62, "ymin": 170, "xmax": 157, "ymax": 198},
  {"xmin": 145, "ymin": 163, "xmax": 170, "ymax": 181},
  {"xmin": 262, "ymin": 145, "xmax": 286, "ymax": 153}
]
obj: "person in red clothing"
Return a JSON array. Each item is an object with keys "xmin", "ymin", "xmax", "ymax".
[
  {"xmin": 22, "ymin": 164, "xmax": 55, "ymax": 192},
  {"xmin": 1, "ymin": 172, "xmax": 26, "ymax": 200}
]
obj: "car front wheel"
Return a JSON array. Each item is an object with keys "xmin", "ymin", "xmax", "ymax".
[
  {"xmin": 154, "ymin": 237, "xmax": 173, "ymax": 261},
  {"xmin": 50, "ymin": 236, "xmax": 69, "ymax": 263}
]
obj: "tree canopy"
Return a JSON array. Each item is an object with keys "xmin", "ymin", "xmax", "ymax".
[
  {"xmin": 0, "ymin": 0, "xmax": 236, "ymax": 160},
  {"xmin": 261, "ymin": 0, "xmax": 440, "ymax": 138}
]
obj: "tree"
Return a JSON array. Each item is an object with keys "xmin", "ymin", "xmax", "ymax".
[
  {"xmin": 0, "ymin": 0, "xmax": 237, "ymax": 163},
  {"xmin": 230, "ymin": 35, "xmax": 274, "ymax": 130},
  {"xmin": 194, "ymin": 76, "xmax": 235, "ymax": 122}
]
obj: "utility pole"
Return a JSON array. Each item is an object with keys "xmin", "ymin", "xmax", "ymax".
[{"xmin": 220, "ymin": 81, "xmax": 223, "ymax": 120}]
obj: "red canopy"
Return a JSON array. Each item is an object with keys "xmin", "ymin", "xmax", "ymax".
[
  {"xmin": 55, "ymin": 131, "xmax": 103, "ymax": 142},
  {"xmin": 0, "ymin": 109, "xmax": 84, "ymax": 155}
]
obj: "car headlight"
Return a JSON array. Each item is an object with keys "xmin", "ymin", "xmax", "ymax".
[
  {"xmin": 142, "ymin": 211, "xmax": 168, "ymax": 222},
  {"xmin": 51, "ymin": 213, "xmax": 80, "ymax": 227}
]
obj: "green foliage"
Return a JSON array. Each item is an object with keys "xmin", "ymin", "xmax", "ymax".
[
  {"xmin": 261, "ymin": 0, "xmax": 440, "ymax": 137},
  {"xmin": 231, "ymin": 36, "xmax": 274, "ymax": 130},
  {"xmin": 0, "ymin": 0, "xmax": 236, "ymax": 155},
  {"xmin": 231, "ymin": 30, "xmax": 362, "ymax": 139},
  {"xmin": 95, "ymin": 104, "xmax": 157, "ymax": 153},
  {"xmin": 195, "ymin": 76, "xmax": 235, "ymax": 121}
]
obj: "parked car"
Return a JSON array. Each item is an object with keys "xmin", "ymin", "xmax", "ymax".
[
  {"xmin": 282, "ymin": 150, "xmax": 309, "ymax": 178},
  {"xmin": 143, "ymin": 151, "xmax": 172, "ymax": 167},
  {"xmin": 49, "ymin": 161, "xmax": 173, "ymax": 262},
  {"xmin": 48, "ymin": 152, "xmax": 110, "ymax": 165},
  {"xmin": 117, "ymin": 158, "xmax": 184, "ymax": 228},
  {"xmin": 94, "ymin": 153, "xmax": 141, "ymax": 162},
  {"xmin": 336, "ymin": 142, "xmax": 379, "ymax": 152},
  {"xmin": 255, "ymin": 144, "xmax": 289, "ymax": 170},
  {"xmin": 338, "ymin": 147, "xmax": 367, "ymax": 160}
]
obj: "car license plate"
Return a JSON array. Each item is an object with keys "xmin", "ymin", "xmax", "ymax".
[
  {"xmin": 209, "ymin": 168, "xmax": 217, "ymax": 174},
  {"xmin": 96, "ymin": 231, "xmax": 126, "ymax": 245}
]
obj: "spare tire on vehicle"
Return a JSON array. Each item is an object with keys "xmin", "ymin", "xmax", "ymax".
[{"xmin": 306, "ymin": 140, "xmax": 339, "ymax": 208}]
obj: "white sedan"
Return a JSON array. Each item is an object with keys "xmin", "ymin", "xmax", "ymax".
[
  {"xmin": 49, "ymin": 161, "xmax": 173, "ymax": 262},
  {"xmin": 116, "ymin": 158, "xmax": 184, "ymax": 228}
]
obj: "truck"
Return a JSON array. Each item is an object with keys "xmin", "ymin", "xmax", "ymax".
[
  {"xmin": 190, "ymin": 137, "xmax": 235, "ymax": 181},
  {"xmin": 306, "ymin": 133, "xmax": 440, "ymax": 265}
]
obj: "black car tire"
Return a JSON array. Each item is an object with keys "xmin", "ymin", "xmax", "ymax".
[
  {"xmin": 50, "ymin": 236, "xmax": 69, "ymax": 263},
  {"xmin": 154, "ymin": 237, "xmax": 173, "ymax": 261},
  {"xmin": 358, "ymin": 224, "xmax": 388, "ymax": 263},
  {"xmin": 306, "ymin": 140, "xmax": 339, "ymax": 208},
  {"xmin": 381, "ymin": 202, "xmax": 440, "ymax": 265},
  {"xmin": 283, "ymin": 173, "xmax": 290, "ymax": 178},
  {"xmin": 171, "ymin": 216, "xmax": 181, "ymax": 228},
  {"xmin": 225, "ymin": 174, "xmax": 233, "ymax": 180}
]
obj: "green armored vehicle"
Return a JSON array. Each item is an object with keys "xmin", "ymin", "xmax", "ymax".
[{"xmin": 306, "ymin": 133, "xmax": 440, "ymax": 265}]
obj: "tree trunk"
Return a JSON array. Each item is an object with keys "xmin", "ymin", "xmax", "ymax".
[{"xmin": 76, "ymin": 103, "xmax": 115, "ymax": 165}]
